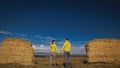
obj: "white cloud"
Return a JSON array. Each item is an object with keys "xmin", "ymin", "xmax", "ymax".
[
  {"xmin": 40, "ymin": 44, "xmax": 44, "ymax": 47},
  {"xmin": 35, "ymin": 35, "xmax": 43, "ymax": 38},
  {"xmin": 46, "ymin": 36, "xmax": 56, "ymax": 40},
  {"xmin": 71, "ymin": 45, "xmax": 86, "ymax": 55},
  {"xmin": 20, "ymin": 34, "xmax": 27, "ymax": 36},
  {"xmin": 0, "ymin": 30, "xmax": 13, "ymax": 35},
  {"xmin": 32, "ymin": 44, "xmax": 50, "ymax": 53},
  {"xmin": 35, "ymin": 35, "xmax": 56, "ymax": 40},
  {"xmin": 0, "ymin": 30, "xmax": 28, "ymax": 38},
  {"xmin": 57, "ymin": 41, "xmax": 64, "ymax": 45},
  {"xmin": 32, "ymin": 36, "xmax": 56, "ymax": 45}
]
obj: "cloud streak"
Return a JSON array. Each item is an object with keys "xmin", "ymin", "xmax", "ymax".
[
  {"xmin": 35, "ymin": 35, "xmax": 56, "ymax": 40},
  {"xmin": 71, "ymin": 45, "xmax": 86, "ymax": 55},
  {"xmin": 32, "ymin": 44, "xmax": 50, "ymax": 54},
  {"xmin": 19, "ymin": 34, "xmax": 27, "ymax": 37},
  {"xmin": 0, "ymin": 30, "xmax": 13, "ymax": 35},
  {"xmin": 0, "ymin": 30, "xmax": 27, "ymax": 37}
]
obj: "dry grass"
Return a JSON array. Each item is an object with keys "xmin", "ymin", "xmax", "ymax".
[{"xmin": 0, "ymin": 55, "xmax": 120, "ymax": 68}]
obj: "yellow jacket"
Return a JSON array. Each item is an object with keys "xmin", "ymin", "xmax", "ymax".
[
  {"xmin": 62, "ymin": 40, "xmax": 71, "ymax": 52},
  {"xmin": 50, "ymin": 43, "xmax": 58, "ymax": 53}
]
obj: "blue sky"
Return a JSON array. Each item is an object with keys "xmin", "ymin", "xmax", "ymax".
[{"xmin": 0, "ymin": 0, "xmax": 120, "ymax": 55}]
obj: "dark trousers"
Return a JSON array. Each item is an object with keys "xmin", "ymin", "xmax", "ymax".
[{"xmin": 64, "ymin": 51, "xmax": 71, "ymax": 68}]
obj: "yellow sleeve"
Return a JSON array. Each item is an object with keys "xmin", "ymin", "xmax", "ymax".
[
  {"xmin": 70, "ymin": 43, "xmax": 72, "ymax": 51},
  {"xmin": 54, "ymin": 44, "xmax": 58, "ymax": 52},
  {"xmin": 62, "ymin": 42, "xmax": 66, "ymax": 51}
]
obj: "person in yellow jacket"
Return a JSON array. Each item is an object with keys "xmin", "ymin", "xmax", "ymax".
[
  {"xmin": 61, "ymin": 38, "xmax": 72, "ymax": 68},
  {"xmin": 50, "ymin": 40, "xmax": 59, "ymax": 68}
]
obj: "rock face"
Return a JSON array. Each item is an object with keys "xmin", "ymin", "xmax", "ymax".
[
  {"xmin": 0, "ymin": 38, "xmax": 34, "ymax": 65},
  {"xmin": 85, "ymin": 38, "xmax": 120, "ymax": 63}
]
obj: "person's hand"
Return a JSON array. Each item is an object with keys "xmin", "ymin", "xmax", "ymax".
[
  {"xmin": 57, "ymin": 51, "xmax": 60, "ymax": 54},
  {"xmin": 57, "ymin": 50, "xmax": 62, "ymax": 54},
  {"xmin": 59, "ymin": 50, "xmax": 62, "ymax": 54}
]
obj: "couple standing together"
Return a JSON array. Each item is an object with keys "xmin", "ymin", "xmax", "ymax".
[{"xmin": 50, "ymin": 38, "xmax": 72, "ymax": 68}]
